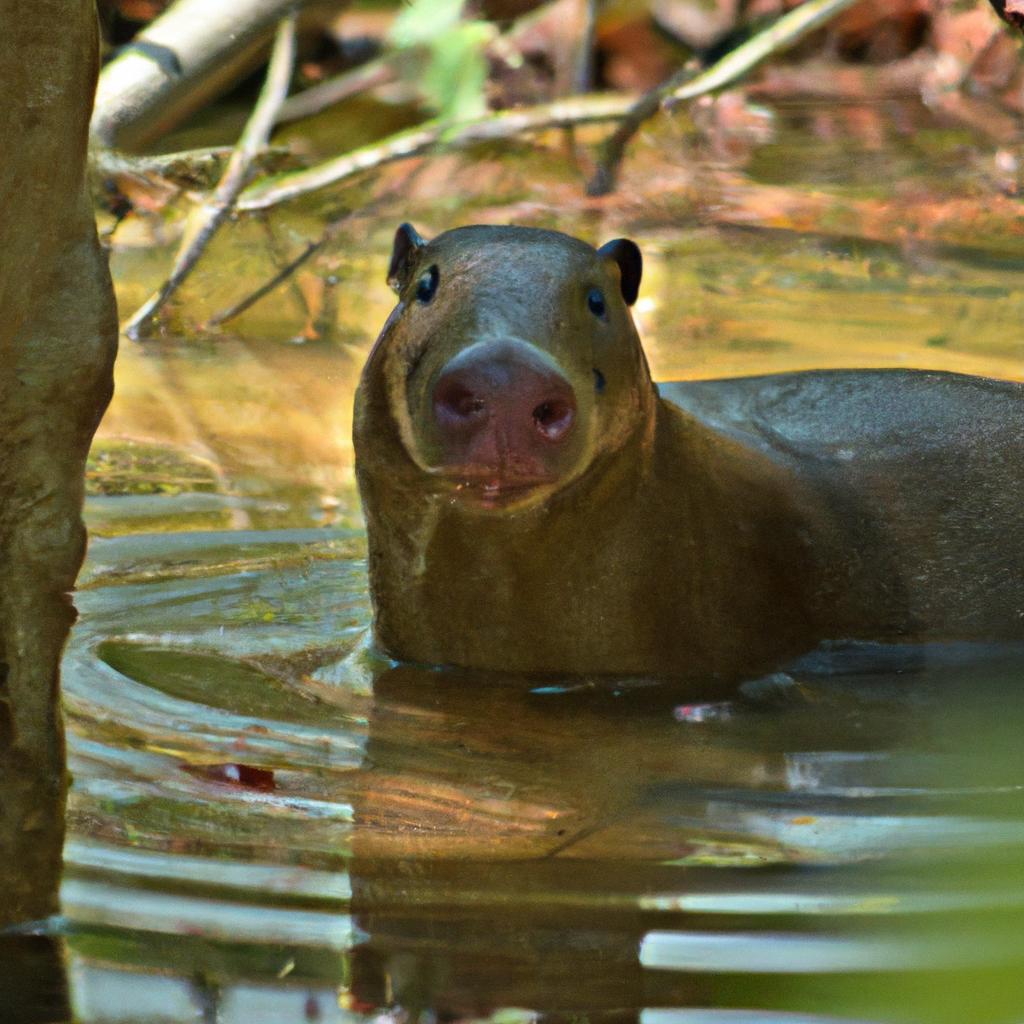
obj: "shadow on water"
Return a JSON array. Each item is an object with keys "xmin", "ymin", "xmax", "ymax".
[{"xmin": 33, "ymin": 526, "xmax": 1024, "ymax": 1024}]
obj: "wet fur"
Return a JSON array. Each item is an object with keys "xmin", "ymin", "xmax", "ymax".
[{"xmin": 355, "ymin": 226, "xmax": 1024, "ymax": 684}]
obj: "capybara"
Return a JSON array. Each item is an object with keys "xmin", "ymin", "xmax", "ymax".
[{"xmin": 353, "ymin": 224, "xmax": 1024, "ymax": 687}]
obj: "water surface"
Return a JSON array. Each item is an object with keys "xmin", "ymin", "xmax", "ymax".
[{"xmin": 55, "ymin": 98, "xmax": 1024, "ymax": 1023}]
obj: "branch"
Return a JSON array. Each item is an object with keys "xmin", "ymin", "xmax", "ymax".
[
  {"xmin": 588, "ymin": 0, "xmax": 860, "ymax": 195},
  {"xmin": 275, "ymin": 56, "xmax": 397, "ymax": 124},
  {"xmin": 204, "ymin": 238, "xmax": 323, "ymax": 328},
  {"xmin": 586, "ymin": 70, "xmax": 690, "ymax": 197},
  {"xmin": 91, "ymin": 145, "xmax": 294, "ymax": 194},
  {"xmin": 92, "ymin": 0, "xmax": 308, "ymax": 150},
  {"xmin": 123, "ymin": 14, "xmax": 298, "ymax": 342},
  {"xmin": 238, "ymin": 93, "xmax": 633, "ymax": 211},
  {"xmin": 664, "ymin": 0, "xmax": 860, "ymax": 108}
]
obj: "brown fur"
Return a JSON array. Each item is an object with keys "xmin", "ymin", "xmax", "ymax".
[{"xmin": 355, "ymin": 225, "xmax": 1024, "ymax": 684}]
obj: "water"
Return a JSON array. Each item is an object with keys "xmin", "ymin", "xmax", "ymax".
[
  {"xmin": 57, "ymin": 530, "xmax": 1024, "ymax": 1022},
  {"xmin": 37, "ymin": 99, "xmax": 1024, "ymax": 1021}
]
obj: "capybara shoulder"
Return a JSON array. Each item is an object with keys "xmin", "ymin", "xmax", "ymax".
[{"xmin": 354, "ymin": 224, "xmax": 1024, "ymax": 686}]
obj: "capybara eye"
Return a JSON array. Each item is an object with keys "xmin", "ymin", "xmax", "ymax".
[
  {"xmin": 593, "ymin": 368, "xmax": 606, "ymax": 393},
  {"xmin": 416, "ymin": 265, "xmax": 439, "ymax": 304},
  {"xmin": 587, "ymin": 287, "xmax": 606, "ymax": 319}
]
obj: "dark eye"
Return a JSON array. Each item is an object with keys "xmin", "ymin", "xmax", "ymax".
[
  {"xmin": 416, "ymin": 265, "xmax": 439, "ymax": 304},
  {"xmin": 587, "ymin": 287, "xmax": 606, "ymax": 319}
]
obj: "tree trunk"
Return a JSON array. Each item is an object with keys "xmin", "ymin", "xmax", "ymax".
[{"xmin": 0, "ymin": 0, "xmax": 118, "ymax": 925}]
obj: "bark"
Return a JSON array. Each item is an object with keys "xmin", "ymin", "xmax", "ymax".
[{"xmin": 0, "ymin": 0, "xmax": 118, "ymax": 925}]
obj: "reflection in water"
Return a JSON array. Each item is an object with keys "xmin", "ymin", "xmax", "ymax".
[{"xmin": 49, "ymin": 529, "xmax": 1024, "ymax": 1023}]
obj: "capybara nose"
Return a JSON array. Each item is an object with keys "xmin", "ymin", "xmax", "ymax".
[{"xmin": 432, "ymin": 340, "xmax": 577, "ymax": 467}]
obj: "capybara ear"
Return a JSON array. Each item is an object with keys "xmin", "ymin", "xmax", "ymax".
[
  {"xmin": 597, "ymin": 238, "xmax": 642, "ymax": 305},
  {"xmin": 387, "ymin": 223, "xmax": 428, "ymax": 293}
]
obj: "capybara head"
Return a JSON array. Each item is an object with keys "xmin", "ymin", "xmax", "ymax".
[{"xmin": 356, "ymin": 224, "xmax": 655, "ymax": 511}]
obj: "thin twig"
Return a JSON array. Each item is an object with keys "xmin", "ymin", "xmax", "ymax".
[
  {"xmin": 275, "ymin": 56, "xmax": 396, "ymax": 124},
  {"xmin": 664, "ymin": 0, "xmax": 860, "ymax": 107},
  {"xmin": 587, "ymin": 65, "xmax": 695, "ymax": 197},
  {"xmin": 206, "ymin": 160, "xmax": 431, "ymax": 331},
  {"xmin": 122, "ymin": 12, "xmax": 298, "ymax": 341},
  {"xmin": 237, "ymin": 92, "xmax": 633, "ymax": 211},
  {"xmin": 204, "ymin": 238, "xmax": 324, "ymax": 328},
  {"xmin": 588, "ymin": 0, "xmax": 859, "ymax": 195}
]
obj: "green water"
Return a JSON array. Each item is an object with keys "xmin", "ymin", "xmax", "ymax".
[{"xmin": 39, "ymin": 98, "xmax": 1024, "ymax": 1022}]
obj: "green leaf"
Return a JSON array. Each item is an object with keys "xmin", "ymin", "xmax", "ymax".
[
  {"xmin": 426, "ymin": 23, "xmax": 494, "ymax": 123},
  {"xmin": 390, "ymin": 0, "xmax": 465, "ymax": 48}
]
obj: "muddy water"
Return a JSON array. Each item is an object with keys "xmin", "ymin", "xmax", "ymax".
[{"xmin": 45, "ymin": 101, "xmax": 1024, "ymax": 1022}]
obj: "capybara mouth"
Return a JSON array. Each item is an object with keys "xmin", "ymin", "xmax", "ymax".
[{"xmin": 440, "ymin": 469, "xmax": 555, "ymax": 510}]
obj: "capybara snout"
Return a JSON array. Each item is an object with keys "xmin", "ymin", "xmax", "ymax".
[{"xmin": 432, "ymin": 338, "xmax": 578, "ymax": 480}]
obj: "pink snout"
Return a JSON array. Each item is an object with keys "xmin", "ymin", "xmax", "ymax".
[{"xmin": 432, "ymin": 339, "xmax": 577, "ymax": 489}]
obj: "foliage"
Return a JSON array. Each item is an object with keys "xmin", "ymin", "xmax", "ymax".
[{"xmin": 389, "ymin": 0, "xmax": 496, "ymax": 122}]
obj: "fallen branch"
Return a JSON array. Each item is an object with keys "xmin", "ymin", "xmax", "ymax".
[
  {"xmin": 664, "ymin": 0, "xmax": 861, "ymax": 108},
  {"xmin": 91, "ymin": 145, "xmax": 296, "ymax": 204},
  {"xmin": 91, "ymin": 0, "xmax": 313, "ymax": 151},
  {"xmin": 207, "ymin": 162, "xmax": 430, "ymax": 329},
  {"xmin": 238, "ymin": 92, "xmax": 633, "ymax": 211},
  {"xmin": 585, "ymin": 72, "xmax": 690, "ymax": 198},
  {"xmin": 588, "ymin": 0, "xmax": 860, "ymax": 195},
  {"xmin": 123, "ymin": 14, "xmax": 298, "ymax": 341}
]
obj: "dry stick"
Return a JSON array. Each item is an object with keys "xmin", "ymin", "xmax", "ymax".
[
  {"xmin": 92, "ymin": 145, "xmax": 293, "ymax": 193},
  {"xmin": 666, "ymin": 0, "xmax": 860, "ymax": 106},
  {"xmin": 588, "ymin": 0, "xmax": 860, "ymax": 196},
  {"xmin": 122, "ymin": 13, "xmax": 298, "ymax": 341},
  {"xmin": 237, "ymin": 93, "xmax": 634, "ymax": 212},
  {"xmin": 586, "ymin": 70, "xmax": 691, "ymax": 197},
  {"xmin": 262, "ymin": 217, "xmax": 320, "ymax": 318},
  {"xmin": 92, "ymin": 0, "xmax": 310, "ymax": 150}
]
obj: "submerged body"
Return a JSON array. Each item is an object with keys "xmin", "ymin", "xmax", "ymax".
[
  {"xmin": 665, "ymin": 370, "xmax": 1024, "ymax": 649},
  {"xmin": 354, "ymin": 224, "xmax": 1024, "ymax": 686}
]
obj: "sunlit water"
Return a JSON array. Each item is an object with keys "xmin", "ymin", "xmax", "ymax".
[{"xmin": 25, "ymin": 100, "xmax": 1024, "ymax": 1022}]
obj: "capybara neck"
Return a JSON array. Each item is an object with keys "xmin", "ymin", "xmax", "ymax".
[{"xmin": 360, "ymin": 391, "xmax": 821, "ymax": 682}]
